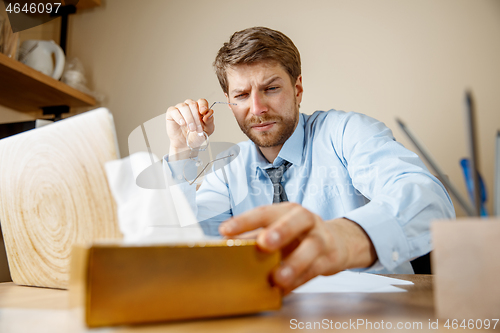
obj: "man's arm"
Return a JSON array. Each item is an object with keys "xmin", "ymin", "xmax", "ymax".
[
  {"xmin": 219, "ymin": 203, "xmax": 377, "ymax": 295},
  {"xmin": 163, "ymin": 155, "xmax": 233, "ymax": 234},
  {"xmin": 335, "ymin": 112, "xmax": 455, "ymax": 271},
  {"xmin": 220, "ymin": 110, "xmax": 455, "ymax": 292},
  {"xmin": 164, "ymin": 98, "xmax": 233, "ymax": 232}
]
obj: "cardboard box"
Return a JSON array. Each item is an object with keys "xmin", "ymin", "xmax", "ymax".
[
  {"xmin": 69, "ymin": 239, "xmax": 282, "ymax": 327},
  {"xmin": 432, "ymin": 218, "xmax": 500, "ymax": 320}
]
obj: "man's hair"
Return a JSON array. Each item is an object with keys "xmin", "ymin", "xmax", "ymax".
[{"xmin": 213, "ymin": 27, "xmax": 301, "ymax": 94}]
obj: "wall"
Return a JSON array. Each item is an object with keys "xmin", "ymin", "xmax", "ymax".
[
  {"xmin": 1, "ymin": 0, "xmax": 500, "ymax": 216},
  {"xmin": 63, "ymin": 0, "xmax": 500, "ymax": 216}
]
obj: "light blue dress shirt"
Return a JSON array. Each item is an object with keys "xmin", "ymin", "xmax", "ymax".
[{"xmin": 165, "ymin": 110, "xmax": 455, "ymax": 274}]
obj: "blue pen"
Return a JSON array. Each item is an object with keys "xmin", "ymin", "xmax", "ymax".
[{"xmin": 460, "ymin": 158, "xmax": 488, "ymax": 217}]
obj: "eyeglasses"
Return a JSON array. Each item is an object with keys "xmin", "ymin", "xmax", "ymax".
[
  {"xmin": 183, "ymin": 102, "xmax": 236, "ymax": 185},
  {"xmin": 209, "ymin": 101, "xmax": 237, "ymax": 109}
]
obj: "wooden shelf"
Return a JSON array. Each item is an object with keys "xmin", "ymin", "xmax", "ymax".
[
  {"xmin": 0, "ymin": 53, "xmax": 96, "ymax": 112},
  {"xmin": 75, "ymin": 0, "xmax": 101, "ymax": 10}
]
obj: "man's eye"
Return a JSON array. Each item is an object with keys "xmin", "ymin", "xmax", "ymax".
[
  {"xmin": 267, "ymin": 87, "xmax": 279, "ymax": 91},
  {"xmin": 234, "ymin": 94, "xmax": 247, "ymax": 99}
]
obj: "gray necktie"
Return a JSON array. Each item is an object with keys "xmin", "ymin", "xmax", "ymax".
[{"xmin": 265, "ymin": 161, "xmax": 292, "ymax": 203}]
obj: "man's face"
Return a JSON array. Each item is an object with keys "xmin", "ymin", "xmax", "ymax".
[{"xmin": 225, "ymin": 61, "xmax": 303, "ymax": 148}]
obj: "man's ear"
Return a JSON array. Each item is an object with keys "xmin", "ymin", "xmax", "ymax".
[
  {"xmin": 295, "ymin": 75, "xmax": 303, "ymax": 105},
  {"xmin": 225, "ymin": 93, "xmax": 231, "ymax": 109}
]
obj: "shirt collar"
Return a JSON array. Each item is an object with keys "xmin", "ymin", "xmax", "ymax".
[
  {"xmin": 277, "ymin": 113, "xmax": 304, "ymax": 167},
  {"xmin": 250, "ymin": 113, "xmax": 305, "ymax": 175}
]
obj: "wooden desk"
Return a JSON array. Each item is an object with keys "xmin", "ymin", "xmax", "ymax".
[{"xmin": 0, "ymin": 275, "xmax": 488, "ymax": 332}]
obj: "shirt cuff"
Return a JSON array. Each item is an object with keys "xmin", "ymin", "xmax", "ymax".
[
  {"xmin": 342, "ymin": 201, "xmax": 411, "ymax": 272},
  {"xmin": 163, "ymin": 154, "xmax": 198, "ymax": 185}
]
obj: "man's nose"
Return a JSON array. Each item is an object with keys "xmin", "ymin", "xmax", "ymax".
[{"xmin": 250, "ymin": 92, "xmax": 268, "ymax": 116}]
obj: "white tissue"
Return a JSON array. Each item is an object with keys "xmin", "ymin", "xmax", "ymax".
[{"xmin": 104, "ymin": 152, "xmax": 206, "ymax": 244}]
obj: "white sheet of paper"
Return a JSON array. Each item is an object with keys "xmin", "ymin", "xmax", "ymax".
[{"xmin": 293, "ymin": 271, "xmax": 414, "ymax": 293}]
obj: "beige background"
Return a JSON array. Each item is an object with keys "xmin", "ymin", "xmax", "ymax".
[{"xmin": 1, "ymin": 0, "xmax": 500, "ymax": 218}]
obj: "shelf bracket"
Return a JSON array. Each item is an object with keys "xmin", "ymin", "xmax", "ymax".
[{"xmin": 42, "ymin": 105, "xmax": 70, "ymax": 121}]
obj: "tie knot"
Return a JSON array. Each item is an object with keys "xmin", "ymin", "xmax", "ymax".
[{"xmin": 265, "ymin": 161, "xmax": 291, "ymax": 184}]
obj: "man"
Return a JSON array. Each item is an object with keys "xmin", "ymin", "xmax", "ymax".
[{"xmin": 164, "ymin": 27, "xmax": 455, "ymax": 294}]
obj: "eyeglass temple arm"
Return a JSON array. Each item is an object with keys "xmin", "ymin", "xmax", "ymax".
[
  {"xmin": 188, "ymin": 154, "xmax": 235, "ymax": 185},
  {"xmin": 209, "ymin": 101, "xmax": 237, "ymax": 109}
]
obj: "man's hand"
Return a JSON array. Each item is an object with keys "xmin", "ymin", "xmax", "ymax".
[
  {"xmin": 165, "ymin": 98, "xmax": 215, "ymax": 160},
  {"xmin": 219, "ymin": 202, "xmax": 377, "ymax": 295}
]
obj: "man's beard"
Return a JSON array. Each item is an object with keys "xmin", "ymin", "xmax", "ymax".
[{"xmin": 237, "ymin": 105, "xmax": 299, "ymax": 148}]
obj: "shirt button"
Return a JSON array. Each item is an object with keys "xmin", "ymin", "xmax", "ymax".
[
  {"xmin": 177, "ymin": 174, "xmax": 183, "ymax": 180},
  {"xmin": 392, "ymin": 251, "xmax": 399, "ymax": 261}
]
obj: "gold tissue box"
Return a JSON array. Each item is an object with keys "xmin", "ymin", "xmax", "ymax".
[{"xmin": 69, "ymin": 239, "xmax": 282, "ymax": 327}]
